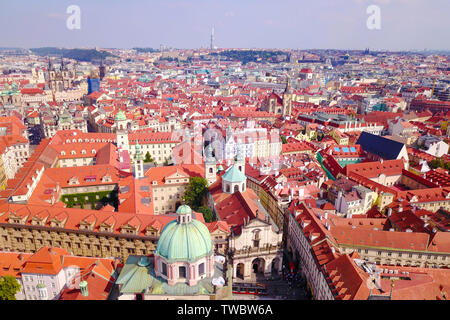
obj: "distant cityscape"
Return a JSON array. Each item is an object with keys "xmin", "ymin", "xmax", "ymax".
[{"xmin": 0, "ymin": 43, "xmax": 448, "ymax": 302}]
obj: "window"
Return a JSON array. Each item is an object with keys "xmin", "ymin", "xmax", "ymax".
[
  {"xmin": 179, "ymin": 266, "xmax": 186, "ymax": 279},
  {"xmin": 199, "ymin": 263, "xmax": 205, "ymax": 276},
  {"xmin": 161, "ymin": 262, "xmax": 167, "ymax": 276}
]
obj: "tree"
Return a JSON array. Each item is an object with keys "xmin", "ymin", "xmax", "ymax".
[
  {"xmin": 0, "ymin": 276, "xmax": 21, "ymax": 300},
  {"xmin": 281, "ymin": 136, "xmax": 288, "ymax": 144},
  {"xmin": 317, "ymin": 132, "xmax": 324, "ymax": 141},
  {"xmin": 444, "ymin": 161, "xmax": 450, "ymax": 171},
  {"xmin": 197, "ymin": 206, "xmax": 214, "ymax": 223},
  {"xmin": 183, "ymin": 177, "xmax": 208, "ymax": 210},
  {"xmin": 144, "ymin": 151, "xmax": 154, "ymax": 163},
  {"xmin": 429, "ymin": 158, "xmax": 444, "ymax": 169}
]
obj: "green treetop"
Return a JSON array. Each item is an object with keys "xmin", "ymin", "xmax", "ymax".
[
  {"xmin": 0, "ymin": 276, "xmax": 21, "ymax": 300},
  {"xmin": 183, "ymin": 176, "xmax": 208, "ymax": 210}
]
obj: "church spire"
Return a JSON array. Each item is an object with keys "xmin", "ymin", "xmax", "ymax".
[{"xmin": 284, "ymin": 75, "xmax": 292, "ymax": 94}]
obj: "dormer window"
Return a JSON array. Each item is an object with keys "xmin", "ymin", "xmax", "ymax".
[
  {"xmin": 61, "ymin": 151, "xmax": 66, "ymax": 156},
  {"xmin": 50, "ymin": 220, "xmax": 62, "ymax": 228},
  {"xmin": 71, "ymin": 150, "xmax": 76, "ymax": 155},
  {"xmin": 91, "ymin": 149, "xmax": 96, "ymax": 154},
  {"xmin": 69, "ymin": 177, "xmax": 79, "ymax": 185},
  {"xmin": 81, "ymin": 149, "xmax": 86, "ymax": 155}
]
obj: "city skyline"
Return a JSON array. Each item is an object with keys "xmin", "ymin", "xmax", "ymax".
[{"xmin": 1, "ymin": 0, "xmax": 449, "ymax": 51}]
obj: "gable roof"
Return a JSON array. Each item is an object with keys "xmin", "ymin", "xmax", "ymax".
[{"xmin": 356, "ymin": 132, "xmax": 405, "ymax": 160}]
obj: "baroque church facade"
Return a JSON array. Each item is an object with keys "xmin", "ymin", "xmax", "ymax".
[{"xmin": 261, "ymin": 77, "xmax": 293, "ymax": 117}]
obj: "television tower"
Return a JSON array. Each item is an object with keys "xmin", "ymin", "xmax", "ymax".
[{"xmin": 210, "ymin": 27, "xmax": 215, "ymax": 50}]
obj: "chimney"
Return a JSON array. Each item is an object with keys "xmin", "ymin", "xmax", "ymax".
[
  {"xmin": 80, "ymin": 280, "xmax": 89, "ymax": 297},
  {"xmin": 19, "ymin": 253, "xmax": 24, "ymax": 262},
  {"xmin": 387, "ymin": 208, "xmax": 392, "ymax": 217},
  {"xmin": 398, "ymin": 205, "xmax": 403, "ymax": 213}
]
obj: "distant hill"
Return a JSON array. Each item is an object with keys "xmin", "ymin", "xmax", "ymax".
[
  {"xmin": 208, "ymin": 50, "xmax": 289, "ymax": 64},
  {"xmin": 30, "ymin": 47, "xmax": 115, "ymax": 62},
  {"xmin": 133, "ymin": 47, "xmax": 160, "ymax": 53}
]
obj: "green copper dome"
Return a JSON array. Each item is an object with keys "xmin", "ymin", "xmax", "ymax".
[
  {"xmin": 176, "ymin": 204, "xmax": 192, "ymax": 215},
  {"xmin": 115, "ymin": 110, "xmax": 127, "ymax": 122},
  {"xmin": 155, "ymin": 207, "xmax": 213, "ymax": 263},
  {"xmin": 135, "ymin": 141, "xmax": 141, "ymax": 151},
  {"xmin": 222, "ymin": 164, "xmax": 246, "ymax": 183}
]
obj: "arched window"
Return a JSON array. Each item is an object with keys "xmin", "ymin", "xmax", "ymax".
[
  {"xmin": 209, "ymin": 168, "xmax": 213, "ymax": 174},
  {"xmin": 234, "ymin": 185, "xmax": 239, "ymax": 193},
  {"xmin": 198, "ymin": 263, "xmax": 205, "ymax": 276},
  {"xmin": 253, "ymin": 230, "xmax": 261, "ymax": 248},
  {"xmin": 179, "ymin": 266, "xmax": 186, "ymax": 279},
  {"xmin": 226, "ymin": 184, "xmax": 230, "ymax": 193}
]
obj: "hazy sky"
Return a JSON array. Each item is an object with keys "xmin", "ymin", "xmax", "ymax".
[{"xmin": 1, "ymin": 0, "xmax": 449, "ymax": 50}]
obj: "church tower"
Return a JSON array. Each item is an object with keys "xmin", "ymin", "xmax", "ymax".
[
  {"xmin": 134, "ymin": 142, "xmax": 144, "ymax": 179},
  {"xmin": 204, "ymin": 144, "xmax": 217, "ymax": 186},
  {"xmin": 221, "ymin": 144, "xmax": 247, "ymax": 194},
  {"xmin": 99, "ymin": 58, "xmax": 106, "ymax": 81},
  {"xmin": 235, "ymin": 141, "xmax": 245, "ymax": 176},
  {"xmin": 115, "ymin": 110, "xmax": 129, "ymax": 152},
  {"xmin": 282, "ymin": 76, "xmax": 293, "ymax": 117}
]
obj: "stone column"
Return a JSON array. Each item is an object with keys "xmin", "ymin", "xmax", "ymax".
[
  {"xmin": 277, "ymin": 258, "xmax": 282, "ymax": 275},
  {"xmin": 168, "ymin": 265, "xmax": 174, "ymax": 285},
  {"xmin": 209, "ymin": 256, "xmax": 214, "ymax": 276},
  {"xmin": 265, "ymin": 258, "xmax": 272, "ymax": 277},
  {"xmin": 243, "ymin": 261, "xmax": 251, "ymax": 280}
]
